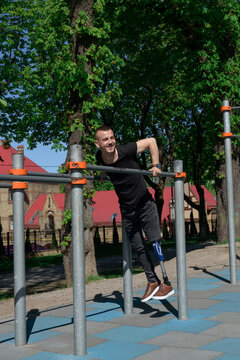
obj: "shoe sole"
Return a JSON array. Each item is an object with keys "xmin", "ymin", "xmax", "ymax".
[
  {"xmin": 152, "ymin": 289, "xmax": 175, "ymax": 300},
  {"xmin": 141, "ymin": 285, "xmax": 159, "ymax": 302}
]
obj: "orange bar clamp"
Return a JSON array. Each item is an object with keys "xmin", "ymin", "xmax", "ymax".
[
  {"xmin": 9, "ymin": 169, "xmax": 27, "ymax": 175},
  {"xmin": 221, "ymin": 106, "xmax": 231, "ymax": 111},
  {"xmin": 71, "ymin": 178, "xmax": 87, "ymax": 185},
  {"xmin": 66, "ymin": 161, "xmax": 87, "ymax": 185},
  {"xmin": 12, "ymin": 182, "xmax": 28, "ymax": 189},
  {"xmin": 66, "ymin": 161, "xmax": 87, "ymax": 170},
  {"xmin": 222, "ymin": 132, "xmax": 233, "ymax": 138},
  {"xmin": 175, "ymin": 172, "xmax": 186, "ymax": 180}
]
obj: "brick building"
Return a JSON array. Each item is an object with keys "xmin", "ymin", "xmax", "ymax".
[{"xmin": 0, "ymin": 141, "xmax": 60, "ymax": 236}]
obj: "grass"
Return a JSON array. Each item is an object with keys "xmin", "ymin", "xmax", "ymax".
[{"xmin": 0, "ymin": 254, "xmax": 63, "ymax": 274}]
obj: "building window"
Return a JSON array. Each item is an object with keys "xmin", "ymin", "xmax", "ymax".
[
  {"xmin": 8, "ymin": 189, "xmax": 13, "ymax": 203},
  {"xmin": 9, "ymin": 215, "xmax": 13, "ymax": 231},
  {"xmin": 48, "ymin": 214, "xmax": 54, "ymax": 230}
]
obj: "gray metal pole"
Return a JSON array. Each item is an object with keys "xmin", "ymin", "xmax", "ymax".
[
  {"xmin": 222, "ymin": 99, "xmax": 237, "ymax": 284},
  {"xmin": 122, "ymin": 226, "xmax": 133, "ymax": 314},
  {"xmin": 12, "ymin": 153, "xmax": 26, "ymax": 345},
  {"xmin": 70, "ymin": 144, "xmax": 87, "ymax": 356},
  {"xmin": 174, "ymin": 160, "xmax": 188, "ymax": 320}
]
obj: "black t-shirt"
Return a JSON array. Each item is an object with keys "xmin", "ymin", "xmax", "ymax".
[{"xmin": 96, "ymin": 142, "xmax": 151, "ymax": 208}]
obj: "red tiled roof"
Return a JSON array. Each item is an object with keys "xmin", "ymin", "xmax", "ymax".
[
  {"xmin": 24, "ymin": 186, "xmax": 216, "ymax": 227},
  {"xmin": 53, "ymin": 193, "xmax": 65, "ymax": 210},
  {"xmin": 92, "ymin": 190, "xmax": 121, "ymax": 226},
  {"xmin": 25, "ymin": 194, "xmax": 47, "ymax": 228},
  {"xmin": 190, "ymin": 185, "xmax": 216, "ymax": 210},
  {"xmin": 92, "ymin": 188, "xmax": 174, "ymax": 226},
  {"xmin": 0, "ymin": 144, "xmax": 47, "ymax": 174}
]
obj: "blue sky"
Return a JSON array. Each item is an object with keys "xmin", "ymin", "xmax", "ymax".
[{"xmin": 11, "ymin": 140, "xmax": 67, "ymax": 172}]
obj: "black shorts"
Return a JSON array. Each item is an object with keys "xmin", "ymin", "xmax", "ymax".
[{"xmin": 121, "ymin": 197, "xmax": 161, "ymax": 245}]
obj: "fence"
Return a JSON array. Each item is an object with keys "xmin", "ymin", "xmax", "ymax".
[
  {"xmin": 0, "ymin": 229, "xmax": 63, "ymax": 255},
  {"xmin": 0, "ymin": 145, "xmax": 187, "ymax": 356}
]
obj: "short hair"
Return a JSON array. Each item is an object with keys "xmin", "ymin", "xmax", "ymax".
[{"xmin": 95, "ymin": 125, "xmax": 112, "ymax": 139}]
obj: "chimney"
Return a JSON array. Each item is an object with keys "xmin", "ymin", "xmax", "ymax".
[{"xmin": 17, "ymin": 145, "xmax": 24, "ymax": 155}]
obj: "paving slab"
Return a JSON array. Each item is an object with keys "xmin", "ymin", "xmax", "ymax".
[{"xmin": 1, "ymin": 268, "xmax": 240, "ymax": 359}]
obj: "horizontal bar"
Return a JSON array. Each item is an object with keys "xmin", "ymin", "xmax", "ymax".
[
  {"xmin": 86, "ymin": 164, "xmax": 176, "ymax": 178},
  {"xmin": 0, "ymin": 165, "xmax": 175, "ymax": 184},
  {"xmin": 231, "ymin": 106, "xmax": 240, "ymax": 110},
  {"xmin": 0, "ymin": 183, "xmax": 12, "ymax": 188},
  {"xmin": 0, "ymin": 174, "xmax": 72, "ymax": 184},
  {"xmin": 18, "ymin": 165, "xmax": 176, "ymax": 179},
  {"xmin": 232, "ymin": 135, "xmax": 240, "ymax": 138},
  {"xmin": 0, "ymin": 174, "xmax": 110, "ymax": 184},
  {"xmin": 28, "ymin": 171, "xmax": 69, "ymax": 178}
]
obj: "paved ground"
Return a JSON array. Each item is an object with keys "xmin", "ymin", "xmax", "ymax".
[{"xmin": 1, "ymin": 267, "xmax": 240, "ymax": 360}]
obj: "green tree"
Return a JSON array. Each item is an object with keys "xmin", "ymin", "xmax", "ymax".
[
  {"xmin": 1, "ymin": 0, "xmax": 123, "ymax": 283},
  {"xmin": 99, "ymin": 0, "xmax": 240, "ymax": 243}
]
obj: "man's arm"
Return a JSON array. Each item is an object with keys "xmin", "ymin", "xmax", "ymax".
[{"xmin": 136, "ymin": 138, "xmax": 161, "ymax": 177}]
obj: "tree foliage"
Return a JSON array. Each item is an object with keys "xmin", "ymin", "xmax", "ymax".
[{"xmin": 1, "ymin": 0, "xmax": 240, "ymax": 243}]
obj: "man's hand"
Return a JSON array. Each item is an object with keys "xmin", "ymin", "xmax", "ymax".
[{"xmin": 149, "ymin": 166, "xmax": 162, "ymax": 177}]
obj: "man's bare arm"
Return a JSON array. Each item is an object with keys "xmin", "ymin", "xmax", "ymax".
[{"xmin": 136, "ymin": 138, "xmax": 161, "ymax": 177}]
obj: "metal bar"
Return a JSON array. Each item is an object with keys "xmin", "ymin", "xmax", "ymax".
[
  {"xmin": 174, "ymin": 160, "xmax": 188, "ymax": 320},
  {"xmin": 28, "ymin": 171, "xmax": 70, "ymax": 178},
  {"xmin": 0, "ymin": 174, "xmax": 72, "ymax": 184},
  {"xmin": 87, "ymin": 164, "xmax": 175, "ymax": 178},
  {"xmin": 0, "ymin": 183, "xmax": 12, "ymax": 188},
  {"xmin": 12, "ymin": 153, "xmax": 26, "ymax": 345},
  {"xmin": 70, "ymin": 144, "xmax": 87, "ymax": 356},
  {"xmin": 231, "ymin": 106, "xmax": 240, "ymax": 110},
  {"xmin": 232, "ymin": 135, "xmax": 240, "ymax": 138},
  {"xmin": 0, "ymin": 173, "xmax": 109, "ymax": 183},
  {"xmin": 27, "ymin": 166, "xmax": 176, "ymax": 178},
  {"xmin": 222, "ymin": 99, "xmax": 237, "ymax": 284},
  {"xmin": 122, "ymin": 226, "xmax": 133, "ymax": 315}
]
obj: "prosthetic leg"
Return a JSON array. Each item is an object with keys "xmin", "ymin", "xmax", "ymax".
[{"xmin": 152, "ymin": 240, "xmax": 171, "ymax": 285}]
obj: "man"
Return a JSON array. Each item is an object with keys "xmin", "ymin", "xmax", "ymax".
[{"xmin": 95, "ymin": 125, "xmax": 174, "ymax": 302}]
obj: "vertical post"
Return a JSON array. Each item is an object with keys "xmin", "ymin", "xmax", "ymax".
[
  {"xmin": 7, "ymin": 232, "xmax": 10, "ymax": 255},
  {"xmin": 174, "ymin": 160, "xmax": 188, "ymax": 320},
  {"xmin": 122, "ymin": 226, "xmax": 133, "ymax": 314},
  {"xmin": 34, "ymin": 230, "xmax": 37, "ymax": 252},
  {"xmin": 222, "ymin": 99, "xmax": 237, "ymax": 284},
  {"xmin": 12, "ymin": 153, "xmax": 26, "ymax": 345},
  {"xmin": 70, "ymin": 144, "xmax": 87, "ymax": 356}
]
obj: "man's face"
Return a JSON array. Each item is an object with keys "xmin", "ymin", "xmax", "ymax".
[{"xmin": 95, "ymin": 129, "xmax": 116, "ymax": 154}]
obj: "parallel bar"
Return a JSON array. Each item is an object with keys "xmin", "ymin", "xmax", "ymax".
[
  {"xmin": 122, "ymin": 226, "xmax": 133, "ymax": 315},
  {"xmin": 12, "ymin": 153, "xmax": 26, "ymax": 345},
  {"xmin": 0, "ymin": 173, "xmax": 108, "ymax": 183},
  {"xmin": 28, "ymin": 171, "xmax": 70, "ymax": 178},
  {"xmin": 87, "ymin": 164, "xmax": 175, "ymax": 178},
  {"xmin": 222, "ymin": 100, "xmax": 237, "ymax": 284},
  {"xmin": 70, "ymin": 144, "xmax": 87, "ymax": 356},
  {"xmin": 28, "ymin": 166, "xmax": 176, "ymax": 178},
  {"xmin": 0, "ymin": 183, "xmax": 12, "ymax": 188},
  {"xmin": 174, "ymin": 160, "xmax": 188, "ymax": 320},
  {"xmin": 0, "ymin": 174, "xmax": 71, "ymax": 184}
]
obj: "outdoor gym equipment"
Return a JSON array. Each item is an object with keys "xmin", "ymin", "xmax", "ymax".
[
  {"xmin": 0, "ymin": 146, "xmax": 188, "ymax": 356},
  {"xmin": 221, "ymin": 99, "xmax": 240, "ymax": 284}
]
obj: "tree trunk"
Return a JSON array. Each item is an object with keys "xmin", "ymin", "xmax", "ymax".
[
  {"xmin": 61, "ymin": 0, "xmax": 97, "ymax": 286},
  {"xmin": 195, "ymin": 184, "xmax": 209, "ymax": 241}
]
